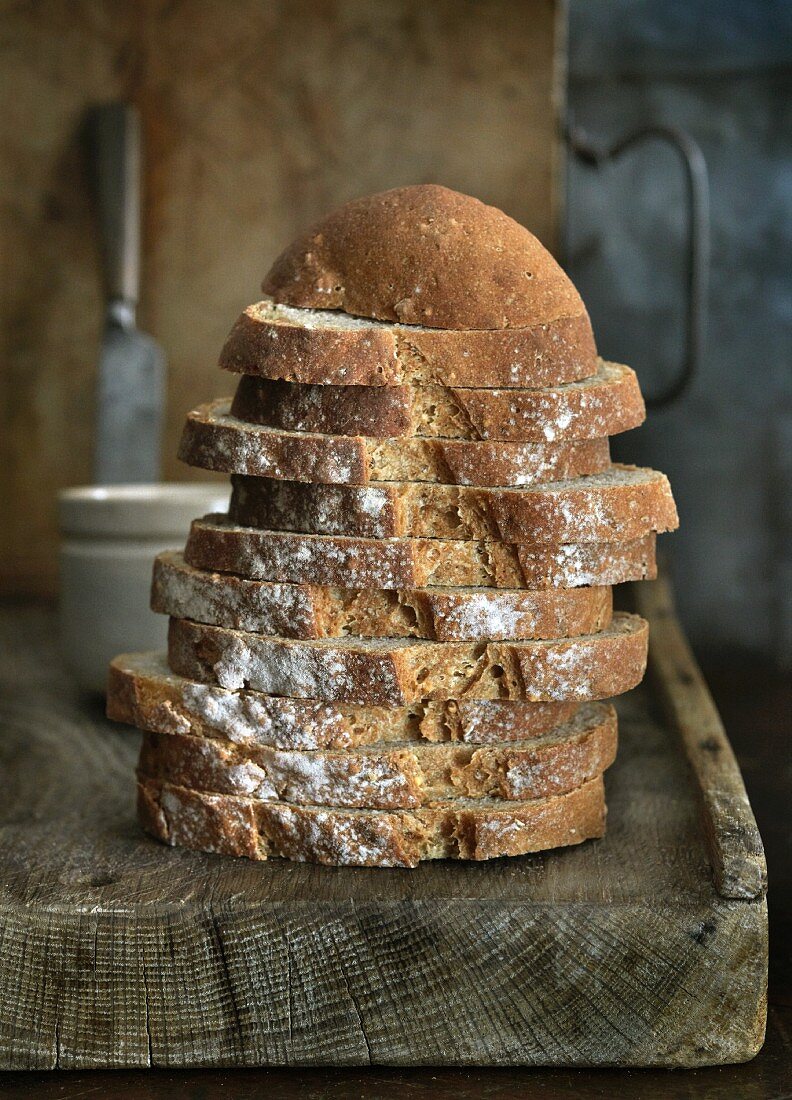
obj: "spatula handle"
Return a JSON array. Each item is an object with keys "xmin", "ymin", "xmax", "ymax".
[{"xmin": 88, "ymin": 102, "xmax": 141, "ymax": 311}]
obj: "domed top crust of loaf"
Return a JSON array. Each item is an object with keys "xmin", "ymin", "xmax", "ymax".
[{"xmin": 262, "ymin": 184, "xmax": 587, "ymax": 331}]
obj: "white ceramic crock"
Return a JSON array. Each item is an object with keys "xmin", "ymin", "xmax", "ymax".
[{"xmin": 58, "ymin": 483, "xmax": 229, "ymax": 693}]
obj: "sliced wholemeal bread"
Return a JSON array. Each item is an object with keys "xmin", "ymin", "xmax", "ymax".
[
  {"xmin": 229, "ymin": 465, "xmax": 678, "ymax": 542},
  {"xmin": 136, "ymin": 702, "xmax": 616, "ymax": 809},
  {"xmin": 262, "ymin": 185, "xmax": 586, "ymax": 330},
  {"xmin": 178, "ymin": 400, "xmax": 611, "ymax": 487},
  {"xmin": 184, "ymin": 514, "xmax": 658, "ymax": 590},
  {"xmin": 167, "ymin": 612, "xmax": 648, "ymax": 705},
  {"xmin": 138, "ymin": 773, "xmax": 607, "ymax": 865},
  {"xmin": 222, "ymin": 299, "xmax": 596, "ymax": 389},
  {"xmin": 152, "ymin": 551, "xmax": 613, "ymax": 642},
  {"xmin": 108, "ymin": 653, "xmax": 581, "ymax": 748},
  {"xmin": 230, "ymin": 361, "xmax": 644, "ymax": 442}
]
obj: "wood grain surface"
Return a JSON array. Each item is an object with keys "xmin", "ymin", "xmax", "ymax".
[
  {"xmin": 633, "ymin": 578, "xmax": 768, "ymax": 901},
  {"xmin": 0, "ymin": 0, "xmax": 563, "ymax": 596},
  {"xmin": 0, "ymin": 579, "xmax": 767, "ymax": 1069}
]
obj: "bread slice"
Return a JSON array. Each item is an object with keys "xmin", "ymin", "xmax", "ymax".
[
  {"xmin": 230, "ymin": 360, "xmax": 645, "ymax": 442},
  {"xmin": 178, "ymin": 400, "xmax": 611, "ymax": 488},
  {"xmin": 136, "ymin": 702, "xmax": 616, "ymax": 809},
  {"xmin": 138, "ymin": 773, "xmax": 607, "ymax": 865},
  {"xmin": 228, "ymin": 465, "xmax": 678, "ymax": 542},
  {"xmin": 108, "ymin": 653, "xmax": 581, "ymax": 748},
  {"xmin": 152, "ymin": 551, "xmax": 613, "ymax": 642},
  {"xmin": 167, "ymin": 612, "xmax": 648, "ymax": 705},
  {"xmin": 261, "ymin": 185, "xmax": 586, "ymax": 331},
  {"xmin": 222, "ymin": 299, "xmax": 596, "ymax": 389},
  {"xmin": 184, "ymin": 514, "xmax": 658, "ymax": 590}
]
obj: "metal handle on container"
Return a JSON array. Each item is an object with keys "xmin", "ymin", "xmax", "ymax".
[
  {"xmin": 567, "ymin": 122, "xmax": 710, "ymax": 409},
  {"xmin": 87, "ymin": 102, "xmax": 141, "ymax": 321}
]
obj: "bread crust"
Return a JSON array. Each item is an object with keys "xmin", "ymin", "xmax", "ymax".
[
  {"xmin": 136, "ymin": 702, "xmax": 617, "ymax": 809},
  {"xmin": 228, "ymin": 466, "xmax": 678, "ymax": 542},
  {"xmin": 137, "ymin": 773, "xmax": 607, "ymax": 865},
  {"xmin": 152, "ymin": 551, "xmax": 614, "ymax": 642},
  {"xmin": 108, "ymin": 653, "xmax": 581, "ymax": 748},
  {"xmin": 166, "ymin": 613, "xmax": 649, "ymax": 705},
  {"xmin": 231, "ymin": 361, "xmax": 645, "ymax": 442},
  {"xmin": 261, "ymin": 185, "xmax": 586, "ymax": 331},
  {"xmin": 184, "ymin": 515, "xmax": 658, "ymax": 590},
  {"xmin": 220, "ymin": 300, "xmax": 597, "ymax": 389},
  {"xmin": 178, "ymin": 401, "xmax": 611, "ymax": 488}
]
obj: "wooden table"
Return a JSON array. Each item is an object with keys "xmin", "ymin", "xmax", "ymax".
[{"xmin": 2, "ymin": 583, "xmax": 788, "ymax": 1094}]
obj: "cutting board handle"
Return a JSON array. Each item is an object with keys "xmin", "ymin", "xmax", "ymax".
[{"xmin": 88, "ymin": 102, "xmax": 141, "ymax": 314}]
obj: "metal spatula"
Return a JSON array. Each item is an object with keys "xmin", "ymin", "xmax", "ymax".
[{"xmin": 90, "ymin": 103, "xmax": 165, "ymax": 483}]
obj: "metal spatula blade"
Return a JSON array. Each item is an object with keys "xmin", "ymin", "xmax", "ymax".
[
  {"xmin": 90, "ymin": 103, "xmax": 165, "ymax": 484},
  {"xmin": 94, "ymin": 307, "xmax": 165, "ymax": 483}
]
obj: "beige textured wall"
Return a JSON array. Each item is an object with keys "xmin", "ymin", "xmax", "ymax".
[{"xmin": 1, "ymin": 0, "xmax": 563, "ymax": 595}]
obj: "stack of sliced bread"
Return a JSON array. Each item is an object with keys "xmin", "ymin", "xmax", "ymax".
[{"xmin": 107, "ymin": 185, "xmax": 678, "ymax": 867}]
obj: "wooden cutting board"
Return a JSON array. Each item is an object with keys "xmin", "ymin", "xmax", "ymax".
[{"xmin": 0, "ymin": 578, "xmax": 766, "ymax": 1070}]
